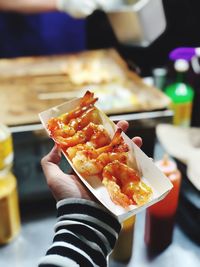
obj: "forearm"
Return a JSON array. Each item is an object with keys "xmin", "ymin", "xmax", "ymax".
[
  {"xmin": 0, "ymin": 0, "xmax": 57, "ymax": 13},
  {"xmin": 38, "ymin": 198, "xmax": 121, "ymax": 267}
]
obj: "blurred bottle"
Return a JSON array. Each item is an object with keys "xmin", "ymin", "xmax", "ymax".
[
  {"xmin": 152, "ymin": 67, "xmax": 167, "ymax": 91},
  {"xmin": 111, "ymin": 215, "xmax": 135, "ymax": 262},
  {"xmin": 164, "ymin": 59, "xmax": 194, "ymax": 126},
  {"xmin": 0, "ymin": 124, "xmax": 21, "ymax": 244},
  {"xmin": 0, "ymin": 172, "xmax": 21, "ymax": 244},
  {"xmin": 126, "ymin": 0, "xmax": 139, "ymax": 4},
  {"xmin": 0, "ymin": 124, "xmax": 13, "ymax": 173},
  {"xmin": 189, "ymin": 55, "xmax": 200, "ymax": 127},
  {"xmin": 144, "ymin": 155, "xmax": 181, "ymax": 254}
]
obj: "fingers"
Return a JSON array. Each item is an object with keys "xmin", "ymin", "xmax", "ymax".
[
  {"xmin": 42, "ymin": 145, "xmax": 61, "ymax": 164},
  {"xmin": 117, "ymin": 120, "xmax": 142, "ymax": 148},
  {"xmin": 132, "ymin": 136, "xmax": 143, "ymax": 148},
  {"xmin": 116, "ymin": 120, "xmax": 129, "ymax": 132},
  {"xmin": 41, "ymin": 145, "xmax": 95, "ymax": 201}
]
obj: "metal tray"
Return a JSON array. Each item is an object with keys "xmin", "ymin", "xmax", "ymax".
[{"xmin": 0, "ymin": 49, "xmax": 170, "ymax": 126}]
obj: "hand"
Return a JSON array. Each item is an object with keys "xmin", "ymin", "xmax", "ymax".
[
  {"xmin": 41, "ymin": 120, "xmax": 142, "ymax": 202},
  {"xmin": 56, "ymin": 0, "xmax": 102, "ymax": 18}
]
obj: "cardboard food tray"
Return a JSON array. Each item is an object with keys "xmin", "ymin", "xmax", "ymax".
[
  {"xmin": 39, "ymin": 97, "xmax": 173, "ymax": 222},
  {"xmin": 0, "ymin": 49, "xmax": 170, "ymax": 126}
]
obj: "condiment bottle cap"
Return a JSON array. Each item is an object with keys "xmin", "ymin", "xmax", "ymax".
[
  {"xmin": 155, "ymin": 154, "xmax": 177, "ymax": 176},
  {"xmin": 174, "ymin": 59, "xmax": 189, "ymax": 72}
]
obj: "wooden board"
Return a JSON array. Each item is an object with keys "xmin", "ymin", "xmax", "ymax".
[{"xmin": 0, "ymin": 49, "xmax": 170, "ymax": 126}]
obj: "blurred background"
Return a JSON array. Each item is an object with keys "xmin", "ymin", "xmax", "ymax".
[{"xmin": 0, "ymin": 0, "xmax": 199, "ymax": 266}]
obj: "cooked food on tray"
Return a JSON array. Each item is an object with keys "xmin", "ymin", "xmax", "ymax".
[
  {"xmin": 0, "ymin": 49, "xmax": 170, "ymax": 126},
  {"xmin": 47, "ymin": 91, "xmax": 152, "ymax": 208}
]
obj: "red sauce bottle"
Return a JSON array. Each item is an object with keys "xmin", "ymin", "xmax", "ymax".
[{"xmin": 144, "ymin": 155, "xmax": 182, "ymax": 254}]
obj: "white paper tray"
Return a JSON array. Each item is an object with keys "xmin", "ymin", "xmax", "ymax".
[{"xmin": 39, "ymin": 97, "xmax": 173, "ymax": 222}]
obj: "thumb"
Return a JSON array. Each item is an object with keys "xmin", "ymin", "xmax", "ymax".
[{"xmin": 42, "ymin": 145, "xmax": 61, "ymax": 164}]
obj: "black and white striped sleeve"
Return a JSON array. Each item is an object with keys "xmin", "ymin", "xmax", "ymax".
[{"xmin": 38, "ymin": 198, "xmax": 121, "ymax": 267}]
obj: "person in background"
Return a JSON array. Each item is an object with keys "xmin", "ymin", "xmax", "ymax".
[
  {"xmin": 86, "ymin": 0, "xmax": 200, "ymax": 76},
  {"xmin": 39, "ymin": 121, "xmax": 142, "ymax": 267},
  {"xmin": 0, "ymin": 0, "xmax": 110, "ymax": 58}
]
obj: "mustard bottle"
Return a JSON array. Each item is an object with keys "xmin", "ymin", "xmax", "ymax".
[
  {"xmin": 0, "ymin": 172, "xmax": 21, "ymax": 244},
  {"xmin": 0, "ymin": 123, "xmax": 13, "ymax": 172},
  {"xmin": 111, "ymin": 215, "xmax": 135, "ymax": 262},
  {"xmin": 0, "ymin": 124, "xmax": 21, "ymax": 244}
]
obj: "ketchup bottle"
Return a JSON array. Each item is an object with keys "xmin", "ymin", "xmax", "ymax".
[{"xmin": 144, "ymin": 155, "xmax": 182, "ymax": 254}]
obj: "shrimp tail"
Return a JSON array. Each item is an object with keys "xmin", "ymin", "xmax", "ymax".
[
  {"xmin": 96, "ymin": 128, "xmax": 129, "ymax": 154},
  {"xmin": 80, "ymin": 91, "xmax": 98, "ymax": 108},
  {"xmin": 62, "ymin": 91, "xmax": 98, "ymax": 124}
]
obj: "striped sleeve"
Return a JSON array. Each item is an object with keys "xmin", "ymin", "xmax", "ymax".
[{"xmin": 38, "ymin": 198, "xmax": 121, "ymax": 267}]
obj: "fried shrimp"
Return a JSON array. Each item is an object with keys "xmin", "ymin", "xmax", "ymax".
[
  {"xmin": 47, "ymin": 117, "xmax": 76, "ymax": 138},
  {"xmin": 71, "ymin": 128, "xmax": 129, "ymax": 176},
  {"xmin": 47, "ymin": 91, "xmax": 100, "ymax": 141},
  {"xmin": 66, "ymin": 143, "xmax": 94, "ymax": 161},
  {"xmin": 72, "ymin": 151, "xmax": 128, "ymax": 177},
  {"xmin": 66, "ymin": 125, "xmax": 112, "ymax": 161},
  {"xmin": 92, "ymin": 128, "xmax": 129, "ymax": 155},
  {"xmin": 61, "ymin": 91, "xmax": 98, "ymax": 124},
  {"xmin": 66, "ymin": 127, "xmax": 128, "ymax": 160},
  {"xmin": 48, "ymin": 106, "xmax": 101, "ymax": 141},
  {"xmin": 122, "ymin": 180, "xmax": 153, "ymax": 206},
  {"xmin": 102, "ymin": 160, "xmax": 152, "ymax": 207},
  {"xmin": 47, "ymin": 90, "xmax": 153, "ymax": 209},
  {"xmin": 56, "ymin": 122, "xmax": 111, "ymax": 149},
  {"xmin": 68, "ymin": 107, "xmax": 102, "ymax": 132},
  {"xmin": 102, "ymin": 178, "xmax": 132, "ymax": 208}
]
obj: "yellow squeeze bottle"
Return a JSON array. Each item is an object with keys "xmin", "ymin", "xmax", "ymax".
[{"xmin": 0, "ymin": 124, "xmax": 21, "ymax": 244}]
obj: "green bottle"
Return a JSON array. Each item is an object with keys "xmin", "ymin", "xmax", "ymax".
[{"xmin": 165, "ymin": 59, "xmax": 194, "ymax": 126}]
